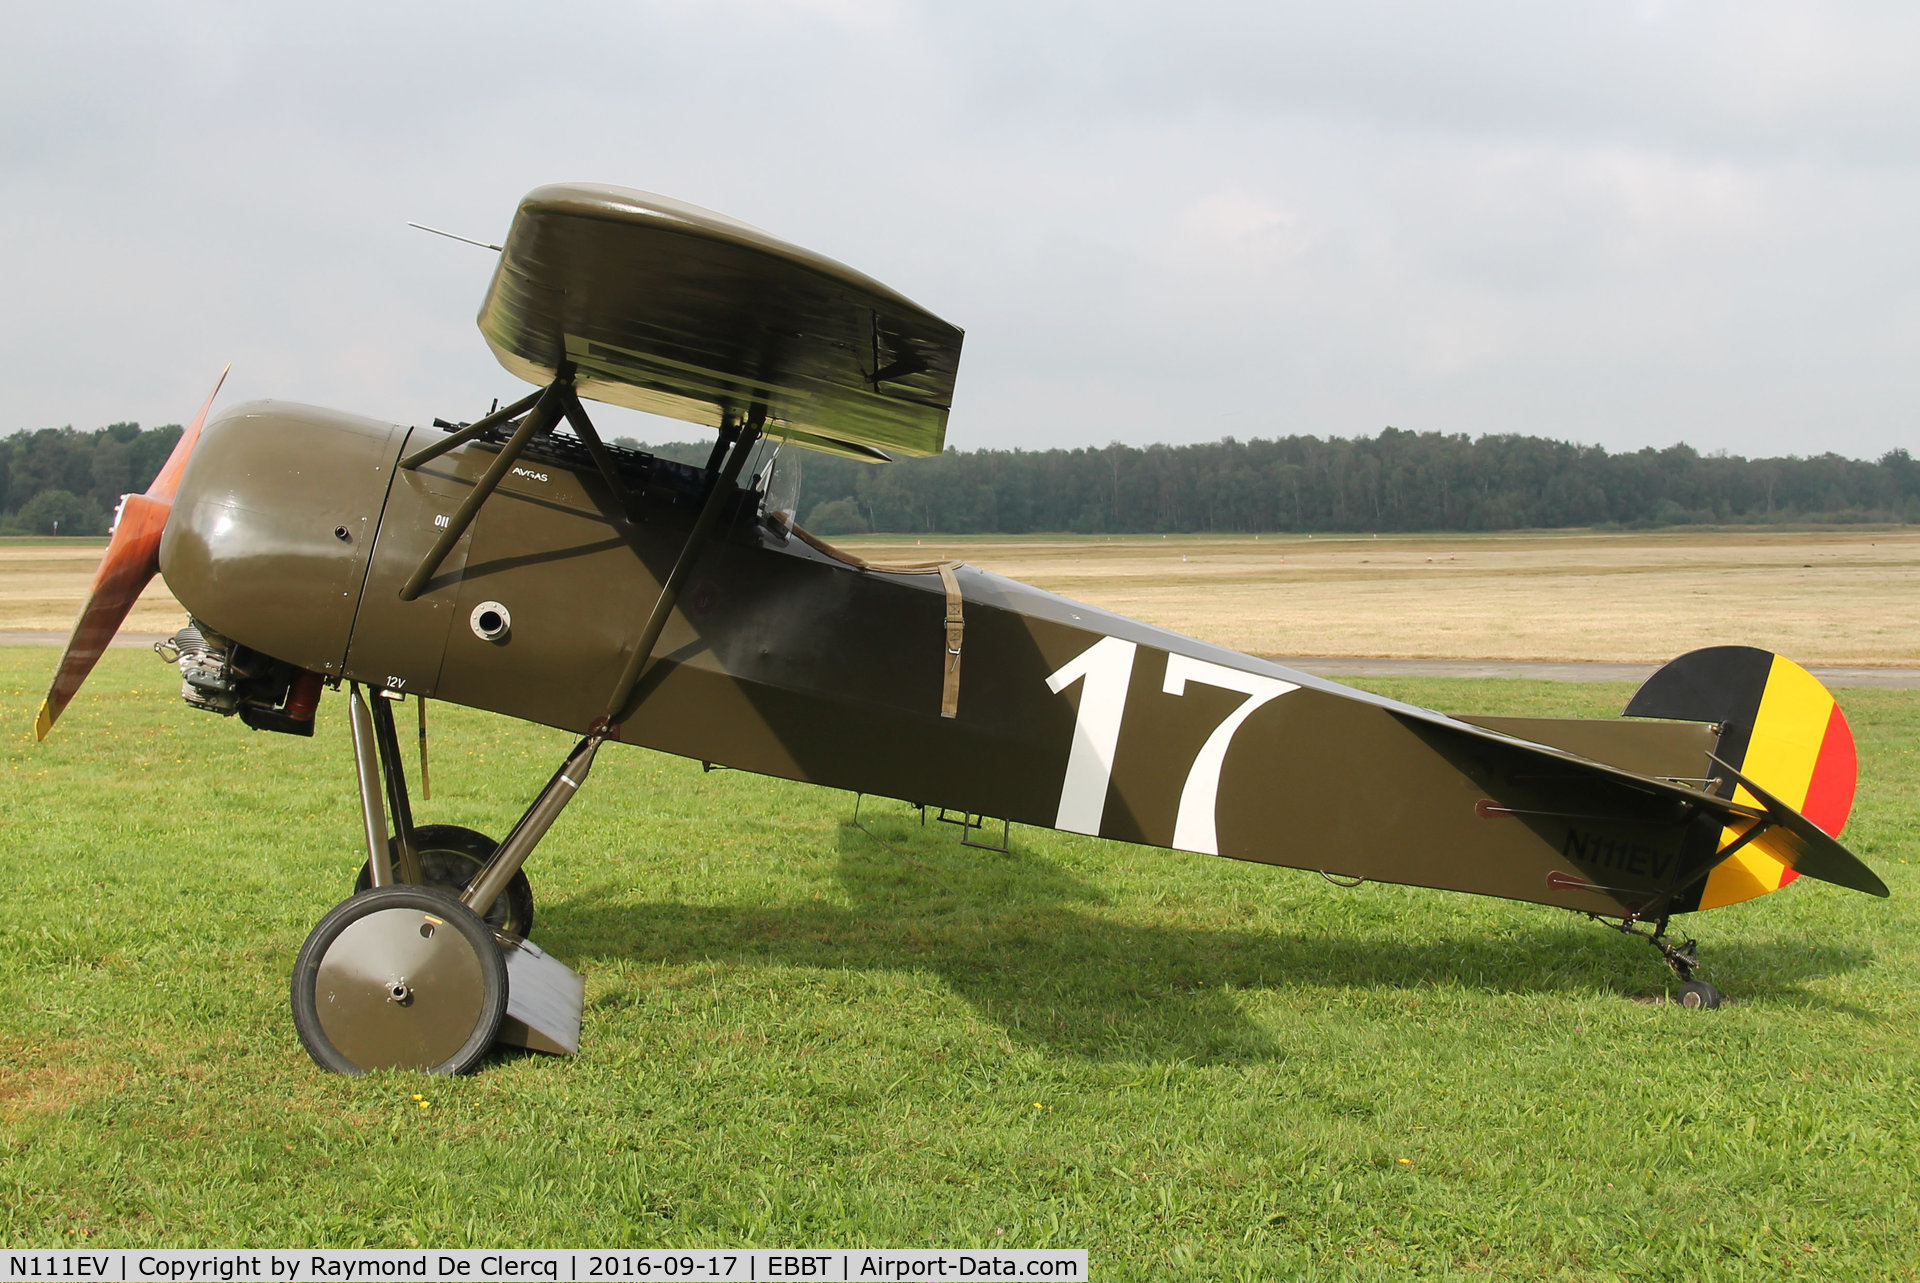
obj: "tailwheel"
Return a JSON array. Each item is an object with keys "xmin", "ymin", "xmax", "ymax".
[
  {"xmin": 354, "ymin": 824, "xmax": 535, "ymax": 938},
  {"xmin": 291, "ymin": 886, "xmax": 508, "ymax": 1075},
  {"xmin": 1677, "ymin": 980, "xmax": 1724, "ymax": 1010},
  {"xmin": 1592, "ymin": 912, "xmax": 1720, "ymax": 1006}
]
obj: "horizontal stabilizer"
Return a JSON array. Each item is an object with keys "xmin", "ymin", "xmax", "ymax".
[
  {"xmin": 1391, "ymin": 705, "xmax": 1767, "ymax": 825},
  {"xmin": 1391, "ymin": 695, "xmax": 1886, "ymax": 908},
  {"xmin": 1708, "ymin": 756, "xmax": 1889, "ymax": 898}
]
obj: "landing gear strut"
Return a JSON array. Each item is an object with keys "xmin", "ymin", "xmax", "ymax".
[
  {"xmin": 1593, "ymin": 912, "xmax": 1724, "ymax": 1010},
  {"xmin": 289, "ymin": 392, "xmax": 762, "ymax": 1075},
  {"xmin": 289, "ymin": 683, "xmax": 596, "ymax": 1074},
  {"xmin": 353, "ymin": 824, "xmax": 535, "ymax": 939}
]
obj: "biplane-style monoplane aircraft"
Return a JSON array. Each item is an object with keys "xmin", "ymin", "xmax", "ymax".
[{"xmin": 36, "ymin": 183, "xmax": 1886, "ymax": 1074}]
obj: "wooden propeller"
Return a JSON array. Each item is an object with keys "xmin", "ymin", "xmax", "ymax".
[{"xmin": 34, "ymin": 367, "xmax": 228, "ymax": 740}]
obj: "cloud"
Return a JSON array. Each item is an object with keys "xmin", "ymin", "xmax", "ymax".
[{"xmin": 2, "ymin": 1, "xmax": 1916, "ymax": 460}]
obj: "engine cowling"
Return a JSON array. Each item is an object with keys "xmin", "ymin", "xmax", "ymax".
[{"xmin": 159, "ymin": 400, "xmax": 407, "ymax": 678}]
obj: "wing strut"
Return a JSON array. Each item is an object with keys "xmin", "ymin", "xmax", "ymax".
[
  {"xmin": 598, "ymin": 404, "xmax": 766, "ymax": 730},
  {"xmin": 399, "ymin": 387, "xmax": 545, "ymax": 471},
  {"xmin": 557, "ymin": 386, "xmax": 641, "ymax": 521},
  {"xmin": 397, "ymin": 379, "xmax": 567, "ymax": 601}
]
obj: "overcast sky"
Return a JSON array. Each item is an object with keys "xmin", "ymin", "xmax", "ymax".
[{"xmin": 5, "ymin": 1, "xmax": 1917, "ymax": 459}]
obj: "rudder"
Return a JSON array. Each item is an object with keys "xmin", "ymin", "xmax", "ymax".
[{"xmin": 1626, "ymin": 646, "xmax": 1858, "ymax": 911}]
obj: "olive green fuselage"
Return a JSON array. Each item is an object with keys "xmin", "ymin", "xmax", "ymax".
[{"xmin": 160, "ymin": 401, "xmax": 1727, "ymax": 921}]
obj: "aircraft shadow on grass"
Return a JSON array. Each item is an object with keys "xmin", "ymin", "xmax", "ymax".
[{"xmin": 541, "ymin": 821, "xmax": 1877, "ymax": 1063}]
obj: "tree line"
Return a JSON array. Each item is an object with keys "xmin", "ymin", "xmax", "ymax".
[
  {"xmin": 5, "ymin": 419, "xmax": 1915, "ymax": 536},
  {"xmin": 0, "ymin": 423, "xmax": 185, "ymax": 535},
  {"xmin": 764, "ymin": 428, "xmax": 1920, "ymax": 535}
]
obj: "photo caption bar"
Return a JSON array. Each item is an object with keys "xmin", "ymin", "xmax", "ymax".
[{"xmin": 0, "ymin": 1250, "xmax": 1088, "ymax": 1282}]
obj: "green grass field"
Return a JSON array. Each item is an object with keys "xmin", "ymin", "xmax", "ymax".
[{"xmin": 2, "ymin": 651, "xmax": 1917, "ymax": 1278}]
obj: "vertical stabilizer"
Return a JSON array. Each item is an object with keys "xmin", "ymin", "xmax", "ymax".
[{"xmin": 1626, "ymin": 646, "xmax": 1858, "ymax": 910}]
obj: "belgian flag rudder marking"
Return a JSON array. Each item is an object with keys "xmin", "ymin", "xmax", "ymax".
[{"xmin": 1624, "ymin": 646, "xmax": 1858, "ymax": 912}]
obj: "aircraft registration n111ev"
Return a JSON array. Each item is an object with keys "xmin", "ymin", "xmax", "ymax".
[{"xmin": 36, "ymin": 183, "xmax": 1886, "ymax": 1074}]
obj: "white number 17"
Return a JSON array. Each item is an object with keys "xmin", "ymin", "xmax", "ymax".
[{"xmin": 1045, "ymin": 639, "xmax": 1297, "ymax": 855}]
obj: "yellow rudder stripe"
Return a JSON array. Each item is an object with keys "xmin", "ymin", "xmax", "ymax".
[{"xmin": 1697, "ymin": 655, "xmax": 1836, "ymax": 911}]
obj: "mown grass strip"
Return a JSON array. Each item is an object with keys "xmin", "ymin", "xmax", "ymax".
[{"xmin": 1, "ymin": 652, "xmax": 1915, "ymax": 1277}]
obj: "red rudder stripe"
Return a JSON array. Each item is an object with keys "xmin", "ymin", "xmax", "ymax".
[{"xmin": 1800, "ymin": 704, "xmax": 1858, "ymax": 839}]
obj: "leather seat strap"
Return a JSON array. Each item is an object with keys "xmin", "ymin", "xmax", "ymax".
[{"xmin": 937, "ymin": 562, "xmax": 964, "ymax": 718}]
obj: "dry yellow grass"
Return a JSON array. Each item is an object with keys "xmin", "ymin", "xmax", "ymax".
[
  {"xmin": 0, "ymin": 541, "xmax": 186, "ymax": 632},
  {"xmin": 844, "ymin": 527, "xmax": 1920, "ymax": 666},
  {"xmin": 6, "ymin": 527, "xmax": 1916, "ymax": 665}
]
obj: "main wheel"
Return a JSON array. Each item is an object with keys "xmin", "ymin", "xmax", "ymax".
[
  {"xmin": 291, "ymin": 886, "xmax": 508, "ymax": 1075},
  {"xmin": 1677, "ymin": 979, "xmax": 1723, "ymax": 1010},
  {"xmin": 354, "ymin": 824, "xmax": 534, "ymax": 938}
]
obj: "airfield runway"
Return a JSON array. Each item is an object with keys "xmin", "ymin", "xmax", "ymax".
[
  {"xmin": 3, "ymin": 629, "xmax": 1914, "ymax": 689},
  {"xmin": 7, "ymin": 529, "xmax": 1915, "ymax": 685},
  {"xmin": 1264, "ymin": 655, "xmax": 1920, "ymax": 688}
]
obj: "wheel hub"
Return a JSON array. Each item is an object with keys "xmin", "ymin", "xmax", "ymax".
[{"xmin": 311, "ymin": 904, "xmax": 490, "ymax": 1070}]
